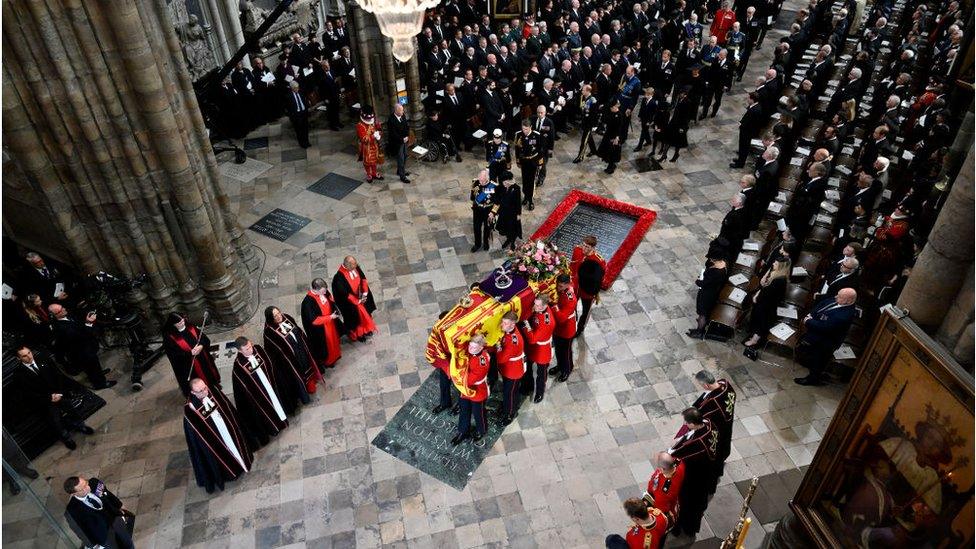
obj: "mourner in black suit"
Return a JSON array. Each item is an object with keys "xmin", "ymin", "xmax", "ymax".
[
  {"xmin": 64, "ymin": 476, "xmax": 134, "ymax": 549},
  {"xmin": 785, "ymin": 163, "xmax": 828, "ymax": 241},
  {"xmin": 795, "ymin": 289, "xmax": 858, "ymax": 386},
  {"xmin": 316, "ymin": 60, "xmax": 343, "ymax": 130},
  {"xmin": 718, "ymin": 193, "xmax": 750, "ymax": 258},
  {"xmin": 15, "ymin": 346, "xmax": 94, "ymax": 450},
  {"xmin": 731, "ymin": 92, "xmax": 763, "ymax": 167},
  {"xmin": 386, "ymin": 103, "xmax": 411, "ymax": 183},
  {"xmin": 284, "ymin": 81, "xmax": 311, "ymax": 148},
  {"xmin": 688, "ymin": 253, "xmax": 728, "ymax": 338},
  {"xmin": 493, "ymin": 175, "xmax": 523, "ymax": 250},
  {"xmin": 48, "ymin": 304, "xmax": 115, "ymax": 389},
  {"xmin": 20, "ymin": 252, "xmax": 75, "ymax": 307}
]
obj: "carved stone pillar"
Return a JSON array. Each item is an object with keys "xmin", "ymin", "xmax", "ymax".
[
  {"xmin": 1, "ymin": 0, "xmax": 253, "ymax": 325},
  {"xmin": 404, "ymin": 35, "xmax": 425, "ymax": 132},
  {"xmin": 898, "ymin": 148, "xmax": 975, "ymax": 340}
]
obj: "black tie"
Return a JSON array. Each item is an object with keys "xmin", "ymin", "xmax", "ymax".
[
  {"xmin": 86, "ymin": 495, "xmax": 102, "ymax": 510},
  {"xmin": 41, "ymin": 268, "xmax": 50, "ymax": 278},
  {"xmin": 27, "ymin": 363, "xmax": 38, "ymax": 374}
]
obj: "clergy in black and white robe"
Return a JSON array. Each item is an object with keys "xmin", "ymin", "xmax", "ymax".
[
  {"xmin": 183, "ymin": 378, "xmax": 253, "ymax": 493},
  {"xmin": 231, "ymin": 337, "xmax": 288, "ymax": 450},
  {"xmin": 264, "ymin": 306, "xmax": 323, "ymax": 393}
]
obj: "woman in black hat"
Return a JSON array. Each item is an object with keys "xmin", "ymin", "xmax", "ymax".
[
  {"xmin": 687, "ymin": 251, "xmax": 728, "ymax": 339},
  {"xmin": 658, "ymin": 86, "xmax": 694, "ymax": 162}
]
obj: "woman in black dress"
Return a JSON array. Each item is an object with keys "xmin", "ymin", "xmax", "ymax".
[
  {"xmin": 598, "ymin": 100, "xmax": 629, "ymax": 174},
  {"xmin": 657, "ymin": 86, "xmax": 694, "ymax": 162},
  {"xmin": 743, "ymin": 257, "xmax": 790, "ymax": 348},
  {"xmin": 649, "ymin": 94, "xmax": 671, "ymax": 158},
  {"xmin": 688, "ymin": 252, "xmax": 728, "ymax": 338},
  {"xmin": 494, "ymin": 175, "xmax": 523, "ymax": 250}
]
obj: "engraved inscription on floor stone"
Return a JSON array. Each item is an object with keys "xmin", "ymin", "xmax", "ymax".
[
  {"xmin": 371, "ymin": 373, "xmax": 512, "ymax": 490},
  {"xmin": 549, "ymin": 203, "xmax": 638, "ymax": 260},
  {"xmin": 249, "ymin": 208, "xmax": 311, "ymax": 242},
  {"xmin": 218, "ymin": 157, "xmax": 272, "ymax": 182},
  {"xmin": 307, "ymin": 172, "xmax": 363, "ymax": 201}
]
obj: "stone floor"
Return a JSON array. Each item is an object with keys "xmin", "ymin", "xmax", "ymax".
[{"xmin": 3, "ymin": 8, "xmax": 848, "ymax": 548}]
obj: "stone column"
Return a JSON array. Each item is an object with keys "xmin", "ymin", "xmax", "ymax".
[
  {"xmin": 897, "ymin": 148, "xmax": 975, "ymax": 335},
  {"xmin": 1, "ymin": 0, "xmax": 253, "ymax": 325},
  {"xmin": 404, "ymin": 35, "xmax": 426, "ymax": 132},
  {"xmin": 937, "ymin": 264, "xmax": 975, "ymax": 369},
  {"xmin": 204, "ymin": 0, "xmax": 232, "ymax": 61},
  {"xmin": 221, "ymin": 0, "xmax": 250, "ymax": 67}
]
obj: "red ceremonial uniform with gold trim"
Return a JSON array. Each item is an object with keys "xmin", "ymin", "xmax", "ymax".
[
  {"xmin": 646, "ymin": 461, "xmax": 685, "ymax": 526},
  {"xmin": 570, "ymin": 245, "xmax": 607, "ymax": 299},
  {"xmin": 624, "ymin": 507, "xmax": 669, "ymax": 549},
  {"xmin": 553, "ymin": 287, "xmax": 578, "ymax": 338},
  {"xmin": 524, "ymin": 307, "xmax": 555, "ymax": 363},
  {"xmin": 459, "ymin": 349, "xmax": 491, "ymax": 402},
  {"xmin": 496, "ymin": 329, "xmax": 526, "ymax": 380}
]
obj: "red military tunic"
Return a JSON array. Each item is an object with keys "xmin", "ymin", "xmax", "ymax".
[
  {"xmin": 496, "ymin": 329, "xmax": 526, "ymax": 380},
  {"xmin": 570, "ymin": 245, "xmax": 607, "ymax": 299},
  {"xmin": 646, "ymin": 461, "xmax": 685, "ymax": 526},
  {"xmin": 710, "ymin": 9, "xmax": 737, "ymax": 45},
  {"xmin": 553, "ymin": 287, "xmax": 578, "ymax": 339},
  {"xmin": 624, "ymin": 508, "xmax": 669, "ymax": 549},
  {"xmin": 524, "ymin": 307, "xmax": 555, "ymax": 364},
  {"xmin": 460, "ymin": 348, "xmax": 491, "ymax": 402}
]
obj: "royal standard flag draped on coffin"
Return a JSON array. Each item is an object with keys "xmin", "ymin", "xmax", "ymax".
[{"xmin": 426, "ymin": 242, "xmax": 567, "ymax": 398}]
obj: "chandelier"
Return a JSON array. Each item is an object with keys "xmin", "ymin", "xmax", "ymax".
[{"xmin": 357, "ymin": 0, "xmax": 439, "ymax": 61}]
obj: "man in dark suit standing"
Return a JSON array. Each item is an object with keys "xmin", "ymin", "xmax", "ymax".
[
  {"xmin": 386, "ymin": 103, "xmax": 411, "ymax": 183},
  {"xmin": 15, "ymin": 346, "xmax": 94, "ymax": 450},
  {"xmin": 48, "ymin": 304, "xmax": 116, "ymax": 390},
  {"xmin": 753, "ymin": 145, "xmax": 780, "ymax": 205},
  {"xmin": 21, "ymin": 252, "xmax": 75, "ymax": 306},
  {"xmin": 730, "ymin": 92, "xmax": 763, "ymax": 168},
  {"xmin": 718, "ymin": 193, "xmax": 750, "ymax": 258},
  {"xmin": 316, "ymin": 60, "xmax": 343, "ymax": 131},
  {"xmin": 442, "ymin": 84, "xmax": 466, "ymax": 162},
  {"xmin": 284, "ymin": 81, "xmax": 311, "ymax": 148},
  {"xmin": 795, "ymin": 288, "xmax": 857, "ymax": 386},
  {"xmin": 64, "ymin": 475, "xmax": 134, "ymax": 549}
]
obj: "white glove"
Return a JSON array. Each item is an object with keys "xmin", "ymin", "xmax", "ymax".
[{"xmin": 373, "ymin": 131, "xmax": 381, "ymax": 140}]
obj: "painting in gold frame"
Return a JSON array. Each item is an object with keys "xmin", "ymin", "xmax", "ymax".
[{"xmin": 791, "ymin": 308, "xmax": 974, "ymax": 548}]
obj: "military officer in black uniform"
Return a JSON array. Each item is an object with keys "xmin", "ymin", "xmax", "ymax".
[
  {"xmin": 574, "ymin": 84, "xmax": 601, "ymax": 163},
  {"xmin": 469, "ymin": 169, "xmax": 498, "ymax": 252},
  {"xmin": 485, "ymin": 129, "xmax": 511, "ymax": 181},
  {"xmin": 514, "ymin": 119, "xmax": 542, "ymax": 211}
]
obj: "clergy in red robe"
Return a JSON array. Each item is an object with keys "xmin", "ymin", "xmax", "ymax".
[
  {"xmin": 299, "ymin": 281, "xmax": 344, "ymax": 369},
  {"xmin": 265, "ymin": 306, "xmax": 323, "ymax": 393},
  {"xmin": 183, "ymin": 378, "xmax": 252, "ymax": 493},
  {"xmin": 163, "ymin": 313, "xmax": 220, "ymax": 396},
  {"xmin": 231, "ymin": 337, "xmax": 288, "ymax": 450},
  {"xmin": 332, "ymin": 256, "xmax": 377, "ymax": 342}
]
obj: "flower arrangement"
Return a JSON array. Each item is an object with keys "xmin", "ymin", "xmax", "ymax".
[{"xmin": 509, "ymin": 239, "xmax": 569, "ymax": 281}]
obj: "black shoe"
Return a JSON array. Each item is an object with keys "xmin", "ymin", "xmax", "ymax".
[
  {"xmin": 729, "ymin": 162, "xmax": 743, "ymax": 168},
  {"xmin": 432, "ymin": 403, "xmax": 451, "ymax": 414},
  {"xmin": 557, "ymin": 373, "xmax": 569, "ymax": 382},
  {"xmin": 62, "ymin": 438, "xmax": 77, "ymax": 450},
  {"xmin": 77, "ymin": 424, "xmax": 94, "ymax": 435},
  {"xmin": 472, "ymin": 432, "xmax": 484, "ymax": 442},
  {"xmin": 456, "ymin": 155, "xmax": 463, "ymax": 162},
  {"xmin": 604, "ymin": 165, "xmax": 615, "ymax": 174},
  {"xmin": 471, "ymin": 244, "xmax": 480, "ymax": 253},
  {"xmin": 548, "ymin": 366, "xmax": 560, "ymax": 376},
  {"xmin": 686, "ymin": 329, "xmax": 704, "ymax": 338},
  {"xmin": 92, "ymin": 380, "xmax": 117, "ymax": 390},
  {"xmin": 401, "ymin": 177, "xmax": 411, "ymax": 184},
  {"xmin": 670, "ymin": 153, "xmax": 679, "ymax": 162},
  {"xmin": 533, "ymin": 395, "xmax": 544, "ymax": 403},
  {"xmin": 573, "ymin": 157, "xmax": 582, "ymax": 163},
  {"xmin": 632, "ymin": 145, "xmax": 643, "ymax": 152},
  {"xmin": 794, "ymin": 376, "xmax": 826, "ymax": 386},
  {"xmin": 451, "ymin": 432, "xmax": 468, "ymax": 445}
]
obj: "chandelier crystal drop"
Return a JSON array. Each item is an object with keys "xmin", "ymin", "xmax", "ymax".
[{"xmin": 357, "ymin": 0, "xmax": 438, "ymax": 61}]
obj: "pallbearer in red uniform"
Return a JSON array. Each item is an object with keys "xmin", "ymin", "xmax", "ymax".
[
  {"xmin": 495, "ymin": 312, "xmax": 525, "ymax": 425},
  {"xmin": 521, "ymin": 295, "xmax": 555, "ymax": 402},
  {"xmin": 669, "ymin": 408, "xmax": 718, "ymax": 538},
  {"xmin": 264, "ymin": 306, "xmax": 323, "ymax": 394},
  {"xmin": 645, "ymin": 451, "xmax": 685, "ymax": 529},
  {"xmin": 300, "ymin": 280, "xmax": 344, "ymax": 369},
  {"xmin": 332, "ymin": 256, "xmax": 378, "ymax": 343},
  {"xmin": 163, "ymin": 313, "xmax": 220, "ymax": 396},
  {"xmin": 183, "ymin": 378, "xmax": 252, "ymax": 494},
  {"xmin": 692, "ymin": 370, "xmax": 736, "ymax": 490},
  {"xmin": 452, "ymin": 334, "xmax": 491, "ymax": 446},
  {"xmin": 570, "ymin": 235, "xmax": 607, "ymax": 338},
  {"xmin": 356, "ymin": 105, "xmax": 384, "ymax": 182},
  {"xmin": 550, "ymin": 274, "xmax": 578, "ymax": 382},
  {"xmin": 231, "ymin": 337, "xmax": 288, "ymax": 450},
  {"xmin": 605, "ymin": 498, "xmax": 669, "ymax": 549}
]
